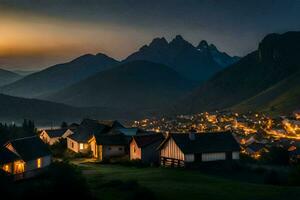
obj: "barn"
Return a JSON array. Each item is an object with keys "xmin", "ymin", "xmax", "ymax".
[
  {"xmin": 130, "ymin": 133, "xmax": 164, "ymax": 164},
  {"xmin": 158, "ymin": 132, "xmax": 240, "ymax": 167}
]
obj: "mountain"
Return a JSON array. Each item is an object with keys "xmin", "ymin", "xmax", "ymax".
[
  {"xmin": 232, "ymin": 70, "xmax": 300, "ymax": 115},
  {"xmin": 196, "ymin": 40, "xmax": 240, "ymax": 68},
  {"xmin": 175, "ymin": 31, "xmax": 300, "ymax": 115},
  {"xmin": 0, "ymin": 68, "xmax": 22, "ymax": 86},
  {"xmin": 0, "ymin": 53, "xmax": 119, "ymax": 98},
  {"xmin": 47, "ymin": 60, "xmax": 196, "ymax": 111},
  {"xmin": 13, "ymin": 70, "xmax": 38, "ymax": 76},
  {"xmin": 0, "ymin": 93, "xmax": 139, "ymax": 126},
  {"xmin": 124, "ymin": 35, "xmax": 238, "ymax": 81}
]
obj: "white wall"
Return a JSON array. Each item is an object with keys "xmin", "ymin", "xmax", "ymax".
[
  {"xmin": 103, "ymin": 145, "xmax": 125, "ymax": 159},
  {"xmin": 67, "ymin": 137, "xmax": 79, "ymax": 153},
  {"xmin": 232, "ymin": 151, "xmax": 240, "ymax": 160},
  {"xmin": 202, "ymin": 152, "xmax": 226, "ymax": 162},
  {"xmin": 184, "ymin": 154, "xmax": 195, "ymax": 162},
  {"xmin": 25, "ymin": 155, "xmax": 52, "ymax": 171}
]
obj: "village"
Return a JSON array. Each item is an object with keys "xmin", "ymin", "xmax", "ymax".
[
  {"xmin": 1, "ymin": 114, "xmax": 300, "ymax": 199},
  {"xmin": 133, "ymin": 110, "xmax": 300, "ymax": 161}
]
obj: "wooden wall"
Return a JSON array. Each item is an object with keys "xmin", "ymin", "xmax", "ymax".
[
  {"xmin": 160, "ymin": 137, "xmax": 184, "ymax": 161},
  {"xmin": 130, "ymin": 139, "xmax": 141, "ymax": 160}
]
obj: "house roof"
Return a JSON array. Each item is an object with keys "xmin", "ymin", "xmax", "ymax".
[
  {"xmin": 68, "ymin": 119, "xmax": 112, "ymax": 142},
  {"xmin": 42, "ymin": 128, "xmax": 69, "ymax": 138},
  {"xmin": 246, "ymin": 142, "xmax": 266, "ymax": 152},
  {"xmin": 0, "ymin": 147, "xmax": 20, "ymax": 165},
  {"xmin": 97, "ymin": 120, "xmax": 124, "ymax": 129},
  {"xmin": 133, "ymin": 133, "xmax": 164, "ymax": 148},
  {"xmin": 117, "ymin": 128, "xmax": 139, "ymax": 136},
  {"xmin": 158, "ymin": 132, "xmax": 240, "ymax": 154},
  {"xmin": 7, "ymin": 136, "xmax": 51, "ymax": 162},
  {"xmin": 94, "ymin": 134, "xmax": 127, "ymax": 145}
]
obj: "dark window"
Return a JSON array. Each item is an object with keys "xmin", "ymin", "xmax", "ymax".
[
  {"xmin": 119, "ymin": 147, "xmax": 123, "ymax": 151},
  {"xmin": 108, "ymin": 147, "xmax": 111, "ymax": 150},
  {"xmin": 71, "ymin": 142, "xmax": 74, "ymax": 148}
]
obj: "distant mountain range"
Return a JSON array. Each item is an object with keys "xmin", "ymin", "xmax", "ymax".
[
  {"xmin": 0, "ymin": 53, "xmax": 119, "ymax": 98},
  {"xmin": 46, "ymin": 60, "xmax": 197, "ymax": 111},
  {"xmin": 124, "ymin": 35, "xmax": 239, "ymax": 81},
  {"xmin": 0, "ymin": 68, "xmax": 22, "ymax": 87},
  {"xmin": 0, "ymin": 32, "xmax": 299, "ymax": 123},
  {"xmin": 175, "ymin": 31, "xmax": 300, "ymax": 115}
]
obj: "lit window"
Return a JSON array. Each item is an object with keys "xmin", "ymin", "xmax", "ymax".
[
  {"xmin": 80, "ymin": 143, "xmax": 84, "ymax": 150},
  {"xmin": 3, "ymin": 164, "xmax": 9, "ymax": 172},
  {"xmin": 37, "ymin": 158, "xmax": 42, "ymax": 168}
]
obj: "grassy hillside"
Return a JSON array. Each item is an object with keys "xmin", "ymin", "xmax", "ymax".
[
  {"xmin": 232, "ymin": 70, "xmax": 300, "ymax": 115},
  {"xmin": 79, "ymin": 163, "xmax": 300, "ymax": 200}
]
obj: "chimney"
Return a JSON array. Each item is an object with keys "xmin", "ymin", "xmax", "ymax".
[{"xmin": 189, "ymin": 132, "xmax": 195, "ymax": 140}]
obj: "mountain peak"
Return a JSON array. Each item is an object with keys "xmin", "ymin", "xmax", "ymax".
[
  {"xmin": 149, "ymin": 37, "xmax": 168, "ymax": 48},
  {"xmin": 170, "ymin": 35, "xmax": 193, "ymax": 48},
  {"xmin": 197, "ymin": 40, "xmax": 209, "ymax": 49}
]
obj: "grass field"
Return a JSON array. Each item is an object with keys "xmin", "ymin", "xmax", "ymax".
[{"xmin": 78, "ymin": 163, "xmax": 300, "ymax": 200}]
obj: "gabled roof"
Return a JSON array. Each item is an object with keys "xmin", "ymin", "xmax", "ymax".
[
  {"xmin": 246, "ymin": 142, "xmax": 266, "ymax": 152},
  {"xmin": 158, "ymin": 132, "xmax": 240, "ymax": 154},
  {"xmin": 69, "ymin": 119, "xmax": 112, "ymax": 142},
  {"xmin": 97, "ymin": 120, "xmax": 125, "ymax": 129},
  {"xmin": 42, "ymin": 128, "xmax": 69, "ymax": 138},
  {"xmin": 117, "ymin": 128, "xmax": 139, "ymax": 136},
  {"xmin": 94, "ymin": 134, "xmax": 127, "ymax": 145},
  {"xmin": 0, "ymin": 147, "xmax": 20, "ymax": 165},
  {"xmin": 133, "ymin": 133, "xmax": 164, "ymax": 148},
  {"xmin": 6, "ymin": 136, "xmax": 51, "ymax": 161}
]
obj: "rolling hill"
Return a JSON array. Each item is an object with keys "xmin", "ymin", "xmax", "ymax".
[
  {"xmin": 0, "ymin": 68, "xmax": 22, "ymax": 86},
  {"xmin": 0, "ymin": 93, "xmax": 140, "ymax": 126},
  {"xmin": 175, "ymin": 31, "xmax": 300, "ymax": 115},
  {"xmin": 46, "ymin": 60, "xmax": 196, "ymax": 111},
  {"xmin": 124, "ymin": 35, "xmax": 238, "ymax": 81},
  {"xmin": 0, "ymin": 53, "xmax": 119, "ymax": 98}
]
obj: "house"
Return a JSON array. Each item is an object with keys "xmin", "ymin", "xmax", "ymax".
[
  {"xmin": 130, "ymin": 133, "xmax": 165, "ymax": 164},
  {"xmin": 158, "ymin": 132, "xmax": 240, "ymax": 167},
  {"xmin": 66, "ymin": 119, "xmax": 111, "ymax": 153},
  {"xmin": 0, "ymin": 136, "xmax": 52, "ymax": 180},
  {"xmin": 40, "ymin": 128, "xmax": 74, "ymax": 145},
  {"xmin": 89, "ymin": 133, "xmax": 127, "ymax": 161}
]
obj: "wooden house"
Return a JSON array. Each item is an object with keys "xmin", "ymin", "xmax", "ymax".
[
  {"xmin": 0, "ymin": 136, "xmax": 52, "ymax": 180},
  {"xmin": 158, "ymin": 132, "xmax": 240, "ymax": 167},
  {"xmin": 130, "ymin": 133, "xmax": 164, "ymax": 164},
  {"xmin": 89, "ymin": 134, "xmax": 127, "ymax": 161},
  {"xmin": 40, "ymin": 128, "xmax": 74, "ymax": 145},
  {"xmin": 66, "ymin": 119, "xmax": 111, "ymax": 153}
]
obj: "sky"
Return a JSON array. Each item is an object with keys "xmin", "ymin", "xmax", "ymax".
[{"xmin": 0, "ymin": 0, "xmax": 299, "ymax": 70}]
